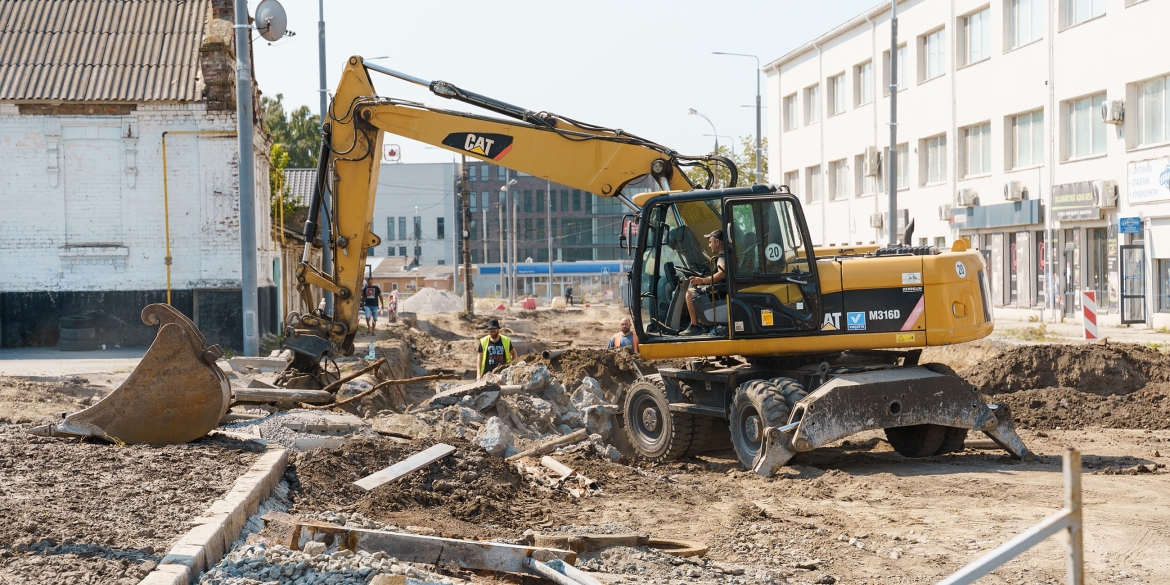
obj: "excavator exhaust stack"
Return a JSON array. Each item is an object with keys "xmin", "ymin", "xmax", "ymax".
[{"xmin": 29, "ymin": 304, "xmax": 231, "ymax": 445}]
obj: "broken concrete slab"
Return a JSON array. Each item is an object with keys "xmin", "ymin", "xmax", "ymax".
[
  {"xmin": 354, "ymin": 443, "xmax": 456, "ymax": 492},
  {"xmin": 228, "ymin": 356, "xmax": 289, "ymax": 372},
  {"xmin": 474, "ymin": 416, "xmax": 514, "ymax": 457},
  {"xmin": 232, "ymin": 387, "xmax": 334, "ymax": 405},
  {"xmin": 372, "ymin": 414, "xmax": 434, "ymax": 439}
]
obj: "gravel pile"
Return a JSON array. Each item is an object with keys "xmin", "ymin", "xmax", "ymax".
[
  {"xmin": 198, "ymin": 540, "xmax": 466, "ymax": 585},
  {"xmin": 400, "ymin": 288, "xmax": 464, "ymax": 314},
  {"xmin": 222, "ymin": 410, "xmax": 374, "ymax": 452}
]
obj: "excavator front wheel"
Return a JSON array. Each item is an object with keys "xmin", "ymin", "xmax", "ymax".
[
  {"xmin": 730, "ymin": 378, "xmax": 805, "ymax": 470},
  {"xmin": 622, "ymin": 375, "xmax": 693, "ymax": 462}
]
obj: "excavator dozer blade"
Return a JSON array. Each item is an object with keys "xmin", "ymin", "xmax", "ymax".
[{"xmin": 29, "ymin": 304, "xmax": 231, "ymax": 445}]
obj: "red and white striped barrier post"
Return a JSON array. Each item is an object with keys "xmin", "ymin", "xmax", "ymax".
[{"xmin": 1082, "ymin": 291, "xmax": 1098, "ymax": 341}]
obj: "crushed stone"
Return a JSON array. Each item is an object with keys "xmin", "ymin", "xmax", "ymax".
[{"xmin": 400, "ymin": 288, "xmax": 465, "ymax": 315}]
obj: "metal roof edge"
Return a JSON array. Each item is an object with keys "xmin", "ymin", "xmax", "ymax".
[{"xmin": 763, "ymin": 1, "xmax": 892, "ymax": 73}]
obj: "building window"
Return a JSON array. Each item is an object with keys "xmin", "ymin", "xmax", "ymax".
[
  {"xmin": 387, "ymin": 246, "xmax": 396, "ymax": 256},
  {"xmin": 922, "ymin": 134, "xmax": 947, "ymax": 184},
  {"xmin": 1012, "ymin": 109, "xmax": 1045, "ymax": 168},
  {"xmin": 387, "ymin": 217, "xmax": 396, "ymax": 241},
  {"xmin": 497, "ymin": 166, "xmax": 505, "ymax": 181},
  {"xmin": 1066, "ymin": 93, "xmax": 1107, "ymax": 158},
  {"xmin": 883, "ymin": 45, "xmax": 907, "ymax": 94},
  {"xmin": 468, "ymin": 165, "xmax": 477, "ymax": 182},
  {"xmin": 1009, "ymin": 0, "xmax": 1045, "ymax": 49},
  {"xmin": 481, "ymin": 166, "xmax": 488, "ymax": 180},
  {"xmin": 524, "ymin": 218, "xmax": 533, "ymax": 241},
  {"xmin": 828, "ymin": 73, "xmax": 846, "ymax": 116},
  {"xmin": 414, "ymin": 245, "xmax": 422, "ymax": 258},
  {"xmin": 1063, "ymin": 0, "xmax": 1105, "ymax": 28},
  {"xmin": 854, "ymin": 154, "xmax": 877, "ymax": 196},
  {"xmin": 436, "ymin": 217, "xmax": 445, "ymax": 240},
  {"xmin": 784, "ymin": 93, "xmax": 799, "ymax": 131},
  {"xmin": 961, "ymin": 7, "xmax": 991, "ymax": 66},
  {"xmin": 854, "ymin": 61, "xmax": 873, "ymax": 106},
  {"xmin": 829, "ymin": 159, "xmax": 848, "ymax": 200},
  {"xmin": 572, "ymin": 190, "xmax": 582, "ymax": 211},
  {"xmin": 935, "ymin": 236, "xmax": 947, "ymax": 248},
  {"xmin": 1159, "ymin": 260, "xmax": 1170, "ymax": 313},
  {"xmin": 469, "ymin": 193, "xmax": 477, "ymax": 211},
  {"xmin": 920, "ymin": 28, "xmax": 946, "ymax": 82},
  {"xmin": 399, "ymin": 246, "xmax": 407, "ymax": 257},
  {"xmin": 886, "ymin": 143, "xmax": 909, "ymax": 190},
  {"xmin": 524, "ymin": 190, "xmax": 533, "ymax": 212},
  {"xmin": 561, "ymin": 189, "xmax": 569, "ymax": 211},
  {"xmin": 536, "ymin": 189, "xmax": 545, "ymax": 212},
  {"xmin": 805, "ymin": 165, "xmax": 822, "ymax": 204},
  {"xmin": 413, "ymin": 216, "xmax": 421, "ymax": 240},
  {"xmin": 470, "ymin": 219, "xmax": 477, "ymax": 241},
  {"xmin": 537, "ymin": 218, "xmax": 546, "ymax": 241},
  {"xmin": 962, "ymin": 123, "xmax": 992, "ymax": 176},
  {"xmin": 784, "ymin": 170, "xmax": 799, "ymax": 197},
  {"xmin": 1137, "ymin": 75, "xmax": 1169, "ymax": 147},
  {"xmin": 398, "ymin": 218, "xmax": 407, "ymax": 241},
  {"xmin": 805, "ymin": 84, "xmax": 820, "ymax": 124}
]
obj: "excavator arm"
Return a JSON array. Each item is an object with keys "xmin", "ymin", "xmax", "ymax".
[{"xmin": 282, "ymin": 56, "xmax": 734, "ymax": 377}]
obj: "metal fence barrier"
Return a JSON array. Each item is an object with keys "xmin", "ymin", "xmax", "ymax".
[{"xmin": 938, "ymin": 448, "xmax": 1083, "ymax": 585}]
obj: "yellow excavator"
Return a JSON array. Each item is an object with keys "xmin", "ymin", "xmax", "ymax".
[{"xmin": 33, "ymin": 56, "xmax": 1032, "ymax": 475}]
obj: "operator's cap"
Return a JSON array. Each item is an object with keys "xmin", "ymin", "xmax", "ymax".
[
  {"xmin": 487, "ymin": 319, "xmax": 501, "ymax": 330},
  {"xmin": 704, "ymin": 229, "xmax": 724, "ymax": 241}
]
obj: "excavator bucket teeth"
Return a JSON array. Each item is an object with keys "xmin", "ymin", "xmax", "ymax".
[{"xmin": 28, "ymin": 304, "xmax": 231, "ymax": 445}]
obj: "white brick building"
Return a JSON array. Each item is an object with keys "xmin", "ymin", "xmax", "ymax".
[
  {"xmin": 767, "ymin": 0, "xmax": 1170, "ymax": 326},
  {"xmin": 0, "ymin": 0, "xmax": 275, "ymax": 348}
]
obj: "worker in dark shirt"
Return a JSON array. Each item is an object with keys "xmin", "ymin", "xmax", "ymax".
[
  {"xmin": 361, "ymin": 278, "xmax": 383, "ymax": 331},
  {"xmin": 477, "ymin": 319, "xmax": 517, "ymax": 377}
]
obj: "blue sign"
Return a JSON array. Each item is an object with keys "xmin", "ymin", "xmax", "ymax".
[
  {"xmin": 1119, "ymin": 217, "xmax": 1141, "ymax": 234},
  {"xmin": 846, "ymin": 312, "xmax": 867, "ymax": 331}
]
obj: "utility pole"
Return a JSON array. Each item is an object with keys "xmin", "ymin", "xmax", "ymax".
[
  {"xmin": 510, "ymin": 185, "xmax": 518, "ymax": 305},
  {"xmin": 888, "ymin": 0, "xmax": 899, "ymax": 246},
  {"xmin": 460, "ymin": 157, "xmax": 473, "ymax": 314},
  {"xmin": 712, "ymin": 52, "xmax": 762, "ymax": 183},
  {"xmin": 317, "ymin": 0, "xmax": 332, "ymax": 315},
  {"xmin": 546, "ymin": 180, "xmax": 553, "ymax": 301},
  {"xmin": 233, "ymin": 0, "xmax": 258, "ymax": 356},
  {"xmin": 498, "ymin": 186, "xmax": 506, "ymax": 298}
]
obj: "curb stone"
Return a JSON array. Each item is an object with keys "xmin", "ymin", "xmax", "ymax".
[{"xmin": 139, "ymin": 437, "xmax": 288, "ymax": 584}]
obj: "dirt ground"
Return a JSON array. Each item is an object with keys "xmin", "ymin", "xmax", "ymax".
[{"xmin": 2, "ymin": 309, "xmax": 1170, "ymax": 584}]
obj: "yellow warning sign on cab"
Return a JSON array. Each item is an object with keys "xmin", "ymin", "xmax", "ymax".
[
  {"xmin": 761, "ymin": 310, "xmax": 773, "ymax": 327},
  {"xmin": 895, "ymin": 333, "xmax": 917, "ymax": 343}
]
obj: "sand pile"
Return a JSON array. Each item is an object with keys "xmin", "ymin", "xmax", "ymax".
[{"xmin": 399, "ymin": 288, "xmax": 464, "ymax": 314}]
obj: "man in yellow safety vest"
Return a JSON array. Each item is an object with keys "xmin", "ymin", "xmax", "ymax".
[{"xmin": 477, "ymin": 319, "xmax": 517, "ymax": 377}]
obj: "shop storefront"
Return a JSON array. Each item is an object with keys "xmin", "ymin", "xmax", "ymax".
[
  {"xmin": 953, "ymin": 200, "xmax": 1046, "ymax": 310},
  {"xmin": 1130, "ymin": 157, "xmax": 1170, "ymax": 325},
  {"xmin": 1050, "ymin": 181, "xmax": 1119, "ymax": 319}
]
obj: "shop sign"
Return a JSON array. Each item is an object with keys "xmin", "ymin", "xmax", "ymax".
[
  {"xmin": 1051, "ymin": 182, "xmax": 1101, "ymax": 221},
  {"xmin": 1119, "ymin": 217, "xmax": 1141, "ymax": 234},
  {"xmin": 1128, "ymin": 157, "xmax": 1170, "ymax": 204}
]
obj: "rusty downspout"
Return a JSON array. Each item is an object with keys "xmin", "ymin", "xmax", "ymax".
[{"xmin": 161, "ymin": 130, "xmax": 237, "ymax": 305}]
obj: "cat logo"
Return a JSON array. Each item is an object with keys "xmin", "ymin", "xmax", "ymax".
[
  {"xmin": 821, "ymin": 312, "xmax": 841, "ymax": 331},
  {"xmin": 442, "ymin": 132, "xmax": 514, "ymax": 161}
]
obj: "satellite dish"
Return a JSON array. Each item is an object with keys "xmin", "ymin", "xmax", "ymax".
[{"xmin": 254, "ymin": 0, "xmax": 288, "ymax": 42}]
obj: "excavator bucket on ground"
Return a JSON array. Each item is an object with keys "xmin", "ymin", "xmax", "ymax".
[{"xmin": 29, "ymin": 304, "xmax": 231, "ymax": 445}]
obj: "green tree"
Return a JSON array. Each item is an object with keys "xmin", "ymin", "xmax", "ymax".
[
  {"xmin": 262, "ymin": 93, "xmax": 320, "ymax": 168},
  {"xmin": 683, "ymin": 135, "xmax": 769, "ymax": 188},
  {"xmin": 269, "ymin": 143, "xmax": 299, "ymax": 223}
]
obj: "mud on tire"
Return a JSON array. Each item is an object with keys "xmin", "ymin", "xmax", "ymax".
[
  {"xmin": 730, "ymin": 377, "xmax": 806, "ymax": 470},
  {"xmin": 622, "ymin": 375, "xmax": 693, "ymax": 462}
]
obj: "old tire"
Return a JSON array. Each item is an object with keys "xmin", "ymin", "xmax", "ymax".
[
  {"xmin": 59, "ymin": 315, "xmax": 94, "ymax": 329},
  {"xmin": 623, "ymin": 375, "xmax": 693, "ymax": 462},
  {"xmin": 58, "ymin": 327, "xmax": 96, "ymax": 341},
  {"xmin": 885, "ymin": 424, "xmax": 948, "ymax": 458},
  {"xmin": 730, "ymin": 378, "xmax": 804, "ymax": 470},
  {"xmin": 934, "ymin": 427, "xmax": 969, "ymax": 455},
  {"xmin": 58, "ymin": 338, "xmax": 99, "ymax": 352},
  {"xmin": 680, "ymin": 381, "xmax": 716, "ymax": 456}
]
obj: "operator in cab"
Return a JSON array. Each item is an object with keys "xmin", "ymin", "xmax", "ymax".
[
  {"xmin": 682, "ymin": 230, "xmax": 727, "ymax": 336},
  {"xmin": 477, "ymin": 319, "xmax": 517, "ymax": 377}
]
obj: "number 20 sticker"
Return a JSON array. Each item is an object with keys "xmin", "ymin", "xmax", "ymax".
[
  {"xmin": 765, "ymin": 243, "xmax": 783, "ymax": 261},
  {"xmin": 955, "ymin": 261, "xmax": 967, "ymax": 278}
]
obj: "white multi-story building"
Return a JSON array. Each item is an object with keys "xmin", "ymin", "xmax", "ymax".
[
  {"xmin": 766, "ymin": 0, "xmax": 1170, "ymax": 326},
  {"xmin": 370, "ymin": 162, "xmax": 458, "ymax": 267}
]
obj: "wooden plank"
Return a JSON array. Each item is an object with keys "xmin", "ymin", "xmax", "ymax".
[
  {"xmin": 232, "ymin": 388, "xmax": 334, "ymax": 404},
  {"xmin": 262, "ymin": 512, "xmax": 575, "ymax": 573},
  {"xmin": 353, "ymin": 443, "xmax": 456, "ymax": 492},
  {"xmin": 506, "ymin": 428, "xmax": 589, "ymax": 461}
]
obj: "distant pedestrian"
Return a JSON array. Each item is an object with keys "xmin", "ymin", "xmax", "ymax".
[
  {"xmin": 606, "ymin": 317, "xmax": 639, "ymax": 353},
  {"xmin": 565, "ymin": 284, "xmax": 574, "ymax": 306},
  {"xmin": 477, "ymin": 319, "xmax": 517, "ymax": 377},
  {"xmin": 361, "ymin": 278, "xmax": 383, "ymax": 331}
]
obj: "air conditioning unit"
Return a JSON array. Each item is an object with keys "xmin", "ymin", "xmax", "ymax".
[
  {"xmin": 938, "ymin": 204, "xmax": 952, "ymax": 221},
  {"xmin": 869, "ymin": 213, "xmax": 884, "ymax": 228},
  {"xmin": 1093, "ymin": 180, "xmax": 1118, "ymax": 207},
  {"xmin": 956, "ymin": 188, "xmax": 977, "ymax": 207},
  {"xmin": 1100, "ymin": 100, "xmax": 1125, "ymax": 125},
  {"xmin": 863, "ymin": 146, "xmax": 881, "ymax": 177},
  {"xmin": 1004, "ymin": 181, "xmax": 1026, "ymax": 201}
]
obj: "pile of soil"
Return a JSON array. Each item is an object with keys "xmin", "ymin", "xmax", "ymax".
[
  {"xmin": 962, "ymin": 343, "xmax": 1170, "ymax": 395},
  {"xmin": 537, "ymin": 349, "xmax": 655, "ymax": 391},
  {"xmin": 287, "ymin": 437, "xmax": 575, "ymax": 537},
  {"xmin": 0, "ymin": 429, "xmax": 263, "ymax": 584},
  {"xmin": 993, "ymin": 385, "xmax": 1170, "ymax": 430}
]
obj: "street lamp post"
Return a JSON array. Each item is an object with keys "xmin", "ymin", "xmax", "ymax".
[
  {"xmin": 687, "ymin": 108, "xmax": 719, "ymax": 153},
  {"xmin": 713, "ymin": 52, "xmax": 762, "ymax": 184},
  {"xmin": 500, "ymin": 179, "xmax": 516, "ymax": 300}
]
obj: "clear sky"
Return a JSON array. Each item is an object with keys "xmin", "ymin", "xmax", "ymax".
[{"xmin": 252, "ymin": 0, "xmax": 881, "ymax": 166}]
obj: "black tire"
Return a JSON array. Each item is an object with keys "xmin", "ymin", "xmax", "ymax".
[
  {"xmin": 59, "ymin": 315, "xmax": 94, "ymax": 329},
  {"xmin": 729, "ymin": 377, "xmax": 804, "ymax": 470},
  {"xmin": 58, "ymin": 327, "xmax": 95, "ymax": 341},
  {"xmin": 885, "ymin": 424, "xmax": 948, "ymax": 458},
  {"xmin": 622, "ymin": 375, "xmax": 693, "ymax": 462},
  {"xmin": 934, "ymin": 427, "xmax": 969, "ymax": 455},
  {"xmin": 58, "ymin": 338, "xmax": 99, "ymax": 352},
  {"xmin": 680, "ymin": 382, "xmax": 715, "ymax": 456}
]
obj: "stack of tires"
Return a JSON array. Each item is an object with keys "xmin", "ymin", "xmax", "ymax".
[{"xmin": 58, "ymin": 315, "xmax": 98, "ymax": 351}]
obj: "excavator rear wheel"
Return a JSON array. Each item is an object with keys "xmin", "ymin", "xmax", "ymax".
[
  {"xmin": 730, "ymin": 378, "xmax": 805, "ymax": 470},
  {"xmin": 623, "ymin": 375, "xmax": 693, "ymax": 462},
  {"xmin": 680, "ymin": 381, "xmax": 715, "ymax": 456},
  {"xmin": 885, "ymin": 424, "xmax": 948, "ymax": 458}
]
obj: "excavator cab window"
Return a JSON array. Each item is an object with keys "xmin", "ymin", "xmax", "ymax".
[{"xmin": 636, "ymin": 197, "xmax": 725, "ymax": 338}]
